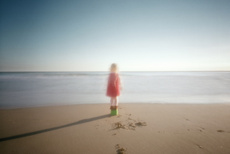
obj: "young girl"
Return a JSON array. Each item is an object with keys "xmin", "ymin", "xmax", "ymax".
[{"xmin": 106, "ymin": 63, "xmax": 121, "ymax": 111}]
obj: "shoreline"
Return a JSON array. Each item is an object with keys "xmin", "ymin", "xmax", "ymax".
[
  {"xmin": 1, "ymin": 102, "xmax": 230, "ymax": 110},
  {"xmin": 1, "ymin": 103, "xmax": 230, "ymax": 153}
]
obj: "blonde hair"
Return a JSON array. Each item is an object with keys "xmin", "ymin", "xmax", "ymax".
[{"xmin": 110, "ymin": 63, "xmax": 118, "ymax": 73}]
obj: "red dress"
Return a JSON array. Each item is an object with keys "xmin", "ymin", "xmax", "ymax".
[{"xmin": 106, "ymin": 73, "xmax": 120, "ymax": 97}]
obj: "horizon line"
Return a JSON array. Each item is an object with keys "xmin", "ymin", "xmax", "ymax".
[{"xmin": 1, "ymin": 70, "xmax": 230, "ymax": 73}]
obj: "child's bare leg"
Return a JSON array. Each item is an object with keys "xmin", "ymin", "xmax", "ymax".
[
  {"xmin": 110, "ymin": 97, "xmax": 114, "ymax": 107},
  {"xmin": 114, "ymin": 97, "xmax": 118, "ymax": 107},
  {"xmin": 110, "ymin": 97, "xmax": 116, "ymax": 108},
  {"xmin": 111, "ymin": 97, "xmax": 119, "ymax": 110}
]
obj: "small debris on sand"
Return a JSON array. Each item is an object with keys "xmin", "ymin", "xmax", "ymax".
[
  {"xmin": 197, "ymin": 144, "xmax": 203, "ymax": 149},
  {"xmin": 217, "ymin": 130, "xmax": 225, "ymax": 133},
  {"xmin": 135, "ymin": 122, "xmax": 147, "ymax": 126},
  {"xmin": 115, "ymin": 144, "xmax": 127, "ymax": 154}
]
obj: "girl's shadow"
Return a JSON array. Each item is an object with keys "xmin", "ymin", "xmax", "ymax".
[{"xmin": 0, "ymin": 114, "xmax": 110, "ymax": 142}]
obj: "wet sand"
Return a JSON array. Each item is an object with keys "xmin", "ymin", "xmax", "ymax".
[{"xmin": 0, "ymin": 103, "xmax": 230, "ymax": 154}]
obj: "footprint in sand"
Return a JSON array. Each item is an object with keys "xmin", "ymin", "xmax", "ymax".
[
  {"xmin": 217, "ymin": 130, "xmax": 225, "ymax": 133},
  {"xmin": 113, "ymin": 121, "xmax": 147, "ymax": 130},
  {"xmin": 115, "ymin": 144, "xmax": 127, "ymax": 154},
  {"xmin": 115, "ymin": 122, "xmax": 125, "ymax": 129},
  {"xmin": 112, "ymin": 113, "xmax": 147, "ymax": 131}
]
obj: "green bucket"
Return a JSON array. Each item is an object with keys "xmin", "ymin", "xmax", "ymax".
[{"xmin": 111, "ymin": 109, "xmax": 118, "ymax": 116}]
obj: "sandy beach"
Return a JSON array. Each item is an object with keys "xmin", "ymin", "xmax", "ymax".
[{"xmin": 0, "ymin": 103, "xmax": 230, "ymax": 154}]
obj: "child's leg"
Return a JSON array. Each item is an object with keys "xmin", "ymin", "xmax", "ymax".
[
  {"xmin": 110, "ymin": 97, "xmax": 116, "ymax": 106},
  {"xmin": 110, "ymin": 97, "xmax": 113, "ymax": 107},
  {"xmin": 114, "ymin": 97, "xmax": 118, "ymax": 106}
]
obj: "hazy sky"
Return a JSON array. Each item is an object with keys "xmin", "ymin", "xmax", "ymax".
[{"xmin": 0, "ymin": 0, "xmax": 230, "ymax": 71}]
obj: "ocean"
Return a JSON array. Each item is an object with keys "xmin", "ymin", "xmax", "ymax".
[{"xmin": 0, "ymin": 71, "xmax": 230, "ymax": 108}]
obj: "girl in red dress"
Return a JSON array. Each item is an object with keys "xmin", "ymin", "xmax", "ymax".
[{"xmin": 106, "ymin": 63, "xmax": 121, "ymax": 110}]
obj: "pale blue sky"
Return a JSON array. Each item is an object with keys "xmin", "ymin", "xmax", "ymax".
[{"xmin": 0, "ymin": 0, "xmax": 230, "ymax": 71}]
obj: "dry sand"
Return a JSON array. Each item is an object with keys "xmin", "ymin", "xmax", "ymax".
[{"xmin": 0, "ymin": 103, "xmax": 230, "ymax": 154}]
